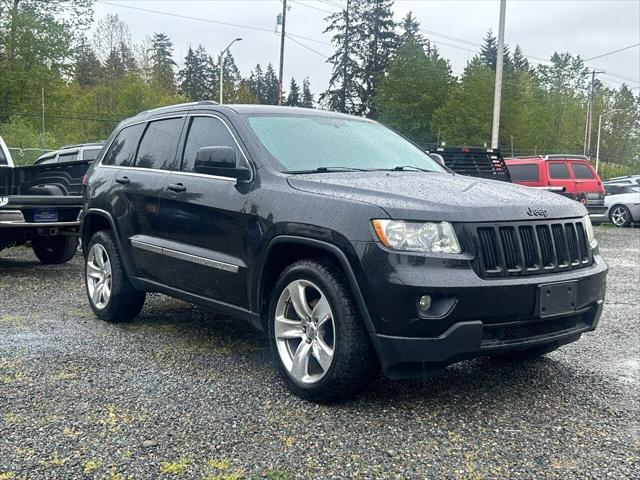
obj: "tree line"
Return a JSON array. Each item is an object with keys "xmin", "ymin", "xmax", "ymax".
[{"xmin": 0, "ymin": 0, "xmax": 638, "ymax": 176}]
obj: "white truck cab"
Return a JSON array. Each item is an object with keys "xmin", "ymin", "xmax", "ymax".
[{"xmin": 0, "ymin": 136, "xmax": 14, "ymax": 167}]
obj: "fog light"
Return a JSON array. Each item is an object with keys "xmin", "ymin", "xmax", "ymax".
[{"xmin": 418, "ymin": 295, "xmax": 432, "ymax": 314}]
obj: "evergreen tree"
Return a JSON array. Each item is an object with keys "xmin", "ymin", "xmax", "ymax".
[
  {"xmin": 150, "ymin": 32, "xmax": 176, "ymax": 93},
  {"xmin": 285, "ymin": 78, "xmax": 301, "ymax": 106},
  {"xmin": 205, "ymin": 55, "xmax": 219, "ymax": 100},
  {"xmin": 512, "ymin": 45, "xmax": 531, "ymax": 72},
  {"xmin": 479, "ymin": 29, "xmax": 511, "ymax": 71},
  {"xmin": 179, "ymin": 45, "xmax": 209, "ymax": 101},
  {"xmin": 119, "ymin": 41, "xmax": 138, "ymax": 72},
  {"xmin": 103, "ymin": 48, "xmax": 126, "ymax": 83},
  {"xmin": 301, "ymin": 77, "xmax": 314, "ymax": 108},
  {"xmin": 356, "ymin": 0, "xmax": 399, "ymax": 117},
  {"xmin": 75, "ymin": 38, "xmax": 102, "ymax": 87},
  {"xmin": 321, "ymin": 0, "xmax": 363, "ymax": 113},
  {"xmin": 479, "ymin": 30, "xmax": 498, "ymax": 70},
  {"xmin": 249, "ymin": 64, "xmax": 266, "ymax": 103},
  {"xmin": 263, "ymin": 63, "xmax": 280, "ymax": 105},
  {"xmin": 399, "ymin": 11, "xmax": 424, "ymax": 46}
]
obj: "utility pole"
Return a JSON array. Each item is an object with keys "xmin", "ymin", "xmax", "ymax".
[
  {"xmin": 490, "ymin": 0, "xmax": 506, "ymax": 150},
  {"xmin": 584, "ymin": 69, "xmax": 604, "ymax": 157},
  {"xmin": 277, "ymin": 0, "xmax": 287, "ymax": 106},
  {"xmin": 41, "ymin": 87, "xmax": 45, "ymax": 150},
  {"xmin": 341, "ymin": 0, "xmax": 350, "ymax": 112}
]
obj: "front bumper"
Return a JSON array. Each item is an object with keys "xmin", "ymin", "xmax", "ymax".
[
  {"xmin": 353, "ymin": 241, "xmax": 607, "ymax": 378},
  {"xmin": 371, "ymin": 301, "xmax": 602, "ymax": 378}
]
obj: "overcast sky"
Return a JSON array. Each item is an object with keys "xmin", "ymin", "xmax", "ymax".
[{"xmin": 93, "ymin": 0, "xmax": 640, "ymax": 95}]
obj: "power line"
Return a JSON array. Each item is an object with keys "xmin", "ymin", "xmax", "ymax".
[
  {"xmin": 290, "ymin": 0, "xmax": 333, "ymax": 14},
  {"xmin": 585, "ymin": 43, "xmax": 640, "ymax": 61},
  {"xmin": 96, "ymin": 0, "xmax": 635, "ymax": 88},
  {"xmin": 96, "ymin": 0, "xmax": 332, "ymax": 46},
  {"xmin": 285, "ymin": 33, "xmax": 330, "ymax": 59}
]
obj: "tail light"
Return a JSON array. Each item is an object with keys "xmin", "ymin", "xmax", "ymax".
[{"xmin": 82, "ymin": 175, "xmax": 88, "ymax": 186}]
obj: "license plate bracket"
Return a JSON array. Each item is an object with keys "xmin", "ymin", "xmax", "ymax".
[
  {"xmin": 33, "ymin": 208, "xmax": 58, "ymax": 223},
  {"xmin": 539, "ymin": 281, "xmax": 578, "ymax": 318}
]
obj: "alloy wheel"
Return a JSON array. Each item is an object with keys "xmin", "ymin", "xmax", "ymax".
[
  {"xmin": 611, "ymin": 206, "xmax": 628, "ymax": 227},
  {"xmin": 274, "ymin": 279, "xmax": 336, "ymax": 384},
  {"xmin": 86, "ymin": 243, "xmax": 112, "ymax": 309}
]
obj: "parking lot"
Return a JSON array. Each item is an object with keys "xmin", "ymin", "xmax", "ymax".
[{"xmin": 0, "ymin": 226, "xmax": 638, "ymax": 479}]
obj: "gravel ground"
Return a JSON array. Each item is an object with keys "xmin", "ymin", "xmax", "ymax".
[{"xmin": 0, "ymin": 226, "xmax": 638, "ymax": 479}]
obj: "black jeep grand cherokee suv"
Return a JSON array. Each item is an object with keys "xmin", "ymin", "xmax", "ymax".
[{"xmin": 81, "ymin": 102, "xmax": 607, "ymax": 401}]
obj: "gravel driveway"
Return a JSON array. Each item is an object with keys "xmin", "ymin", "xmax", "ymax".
[{"xmin": 1, "ymin": 226, "xmax": 638, "ymax": 479}]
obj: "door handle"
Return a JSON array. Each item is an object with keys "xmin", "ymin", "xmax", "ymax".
[
  {"xmin": 115, "ymin": 176, "xmax": 130, "ymax": 185},
  {"xmin": 167, "ymin": 183, "xmax": 187, "ymax": 193}
]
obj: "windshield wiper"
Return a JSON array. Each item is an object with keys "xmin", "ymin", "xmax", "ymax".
[
  {"xmin": 287, "ymin": 166, "xmax": 370, "ymax": 174},
  {"xmin": 389, "ymin": 165, "xmax": 432, "ymax": 172}
]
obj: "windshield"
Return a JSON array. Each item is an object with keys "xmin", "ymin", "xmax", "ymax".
[{"xmin": 246, "ymin": 114, "xmax": 445, "ymax": 173}]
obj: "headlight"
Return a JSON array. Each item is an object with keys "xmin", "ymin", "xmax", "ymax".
[
  {"xmin": 372, "ymin": 220, "xmax": 461, "ymax": 253},
  {"xmin": 583, "ymin": 215, "xmax": 597, "ymax": 249}
]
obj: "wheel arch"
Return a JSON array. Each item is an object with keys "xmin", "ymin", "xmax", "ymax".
[{"xmin": 257, "ymin": 235, "xmax": 375, "ymax": 333}]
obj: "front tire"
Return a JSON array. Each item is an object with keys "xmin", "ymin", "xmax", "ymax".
[
  {"xmin": 610, "ymin": 204, "xmax": 632, "ymax": 227},
  {"xmin": 268, "ymin": 259, "xmax": 379, "ymax": 402},
  {"xmin": 85, "ymin": 230, "xmax": 145, "ymax": 322},
  {"xmin": 32, "ymin": 235, "xmax": 77, "ymax": 264}
]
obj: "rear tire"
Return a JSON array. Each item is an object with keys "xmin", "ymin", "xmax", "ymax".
[
  {"xmin": 492, "ymin": 342, "xmax": 561, "ymax": 362},
  {"xmin": 610, "ymin": 204, "xmax": 632, "ymax": 227},
  {"xmin": 32, "ymin": 235, "xmax": 77, "ymax": 264},
  {"xmin": 268, "ymin": 258, "xmax": 379, "ymax": 402},
  {"xmin": 85, "ymin": 230, "xmax": 145, "ymax": 322}
]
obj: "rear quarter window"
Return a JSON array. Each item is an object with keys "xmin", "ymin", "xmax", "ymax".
[
  {"xmin": 102, "ymin": 123, "xmax": 145, "ymax": 167},
  {"xmin": 571, "ymin": 163, "xmax": 595, "ymax": 179},
  {"xmin": 58, "ymin": 151, "xmax": 79, "ymax": 163},
  {"xmin": 82, "ymin": 148, "xmax": 102, "ymax": 161},
  {"xmin": 548, "ymin": 163, "xmax": 571, "ymax": 180},
  {"xmin": 508, "ymin": 164, "xmax": 539, "ymax": 182}
]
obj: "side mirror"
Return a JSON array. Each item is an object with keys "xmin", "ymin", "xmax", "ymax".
[
  {"xmin": 194, "ymin": 146, "xmax": 250, "ymax": 180},
  {"xmin": 430, "ymin": 153, "xmax": 445, "ymax": 166}
]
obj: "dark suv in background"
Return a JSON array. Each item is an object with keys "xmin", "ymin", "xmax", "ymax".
[{"xmin": 81, "ymin": 102, "xmax": 607, "ymax": 401}]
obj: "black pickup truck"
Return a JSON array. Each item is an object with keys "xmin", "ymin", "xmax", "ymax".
[{"xmin": 0, "ymin": 141, "xmax": 90, "ymax": 263}]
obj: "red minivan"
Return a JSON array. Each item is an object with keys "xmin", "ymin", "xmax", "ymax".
[{"xmin": 505, "ymin": 155, "xmax": 607, "ymax": 216}]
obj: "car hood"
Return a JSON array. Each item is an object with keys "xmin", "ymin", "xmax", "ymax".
[{"xmin": 287, "ymin": 171, "xmax": 587, "ymax": 222}]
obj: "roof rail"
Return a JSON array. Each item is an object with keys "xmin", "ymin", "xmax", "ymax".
[
  {"xmin": 136, "ymin": 100, "xmax": 219, "ymax": 117},
  {"xmin": 543, "ymin": 154, "xmax": 589, "ymax": 161},
  {"xmin": 59, "ymin": 142, "xmax": 105, "ymax": 150}
]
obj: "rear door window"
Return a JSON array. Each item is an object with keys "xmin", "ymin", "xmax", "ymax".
[
  {"xmin": 571, "ymin": 163, "xmax": 595, "ymax": 179},
  {"xmin": 58, "ymin": 151, "xmax": 79, "ymax": 163},
  {"xmin": 181, "ymin": 116, "xmax": 245, "ymax": 172},
  {"xmin": 135, "ymin": 118, "xmax": 184, "ymax": 170},
  {"xmin": 102, "ymin": 123, "xmax": 145, "ymax": 167},
  {"xmin": 82, "ymin": 148, "xmax": 102, "ymax": 161},
  {"xmin": 548, "ymin": 163, "xmax": 571, "ymax": 179},
  {"xmin": 508, "ymin": 164, "xmax": 539, "ymax": 182}
]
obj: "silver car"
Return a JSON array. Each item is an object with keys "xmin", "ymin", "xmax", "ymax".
[{"xmin": 591, "ymin": 183, "xmax": 640, "ymax": 227}]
